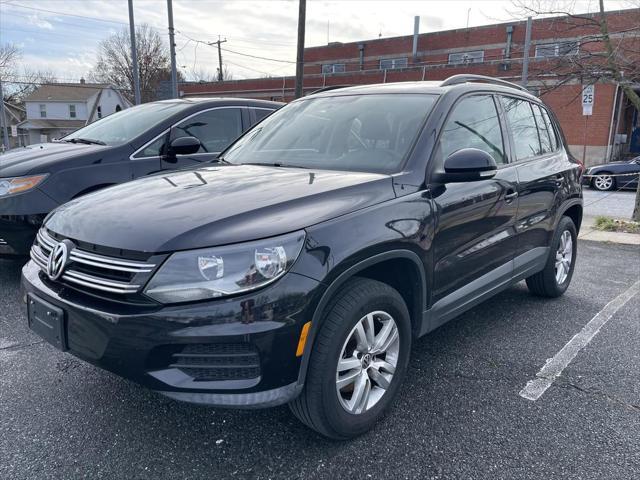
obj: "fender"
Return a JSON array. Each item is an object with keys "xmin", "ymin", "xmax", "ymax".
[
  {"xmin": 554, "ymin": 197, "xmax": 583, "ymax": 231},
  {"xmin": 295, "ymin": 249, "xmax": 426, "ymax": 387}
]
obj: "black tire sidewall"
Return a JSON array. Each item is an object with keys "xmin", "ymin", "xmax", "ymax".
[{"xmin": 317, "ymin": 285, "xmax": 411, "ymax": 437}]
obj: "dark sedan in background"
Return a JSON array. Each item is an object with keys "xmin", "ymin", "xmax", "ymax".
[
  {"xmin": 0, "ymin": 97, "xmax": 282, "ymax": 255},
  {"xmin": 583, "ymin": 155, "xmax": 640, "ymax": 191}
]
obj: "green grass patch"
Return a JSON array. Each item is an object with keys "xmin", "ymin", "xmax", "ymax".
[{"xmin": 594, "ymin": 216, "xmax": 640, "ymax": 234}]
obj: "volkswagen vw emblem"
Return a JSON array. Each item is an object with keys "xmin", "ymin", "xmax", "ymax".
[{"xmin": 47, "ymin": 240, "xmax": 73, "ymax": 280}]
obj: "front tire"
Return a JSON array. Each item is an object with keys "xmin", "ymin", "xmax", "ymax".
[
  {"xmin": 289, "ymin": 277, "xmax": 411, "ymax": 440},
  {"xmin": 526, "ymin": 216, "xmax": 577, "ymax": 298},
  {"xmin": 592, "ymin": 173, "xmax": 615, "ymax": 191}
]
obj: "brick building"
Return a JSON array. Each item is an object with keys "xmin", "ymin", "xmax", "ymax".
[{"xmin": 181, "ymin": 9, "xmax": 640, "ymax": 166}]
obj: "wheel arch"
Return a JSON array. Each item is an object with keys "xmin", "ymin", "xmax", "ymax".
[
  {"xmin": 296, "ymin": 250, "xmax": 426, "ymax": 387},
  {"xmin": 559, "ymin": 201, "xmax": 583, "ymax": 233}
]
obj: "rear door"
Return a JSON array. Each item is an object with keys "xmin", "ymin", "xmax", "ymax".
[
  {"xmin": 429, "ymin": 94, "xmax": 519, "ymax": 308},
  {"xmin": 499, "ymin": 96, "xmax": 569, "ymax": 275}
]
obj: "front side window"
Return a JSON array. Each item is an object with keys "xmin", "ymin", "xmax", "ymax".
[
  {"xmin": 172, "ymin": 108, "xmax": 242, "ymax": 154},
  {"xmin": 540, "ymin": 107, "xmax": 559, "ymax": 151},
  {"xmin": 63, "ymin": 101, "xmax": 189, "ymax": 146},
  {"xmin": 69, "ymin": 104, "xmax": 76, "ymax": 118},
  {"xmin": 380, "ymin": 58, "xmax": 408, "ymax": 70},
  {"xmin": 322, "ymin": 64, "xmax": 346, "ymax": 74},
  {"xmin": 39, "ymin": 104, "xmax": 46, "ymax": 118},
  {"xmin": 224, "ymin": 94, "xmax": 437, "ymax": 174},
  {"xmin": 501, "ymin": 97, "xmax": 541, "ymax": 160},
  {"xmin": 448, "ymin": 50, "xmax": 484, "ymax": 65},
  {"xmin": 437, "ymin": 95, "xmax": 506, "ymax": 165}
]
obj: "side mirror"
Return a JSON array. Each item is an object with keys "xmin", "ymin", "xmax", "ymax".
[
  {"xmin": 166, "ymin": 136, "xmax": 201, "ymax": 160},
  {"xmin": 433, "ymin": 148, "xmax": 498, "ymax": 183}
]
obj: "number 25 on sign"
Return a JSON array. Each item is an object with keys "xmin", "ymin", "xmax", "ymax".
[{"xmin": 582, "ymin": 84, "xmax": 594, "ymax": 116}]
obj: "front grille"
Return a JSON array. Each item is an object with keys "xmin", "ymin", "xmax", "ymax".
[
  {"xmin": 30, "ymin": 228, "xmax": 157, "ymax": 295},
  {"xmin": 170, "ymin": 343, "xmax": 261, "ymax": 382}
]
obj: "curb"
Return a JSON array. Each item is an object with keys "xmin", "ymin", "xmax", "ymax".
[{"xmin": 579, "ymin": 217, "xmax": 640, "ymax": 245}]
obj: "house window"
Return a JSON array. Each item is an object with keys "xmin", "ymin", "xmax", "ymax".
[
  {"xmin": 39, "ymin": 104, "xmax": 46, "ymax": 118},
  {"xmin": 535, "ymin": 41, "xmax": 579, "ymax": 58},
  {"xmin": 380, "ymin": 57, "xmax": 408, "ymax": 70},
  {"xmin": 321, "ymin": 63, "xmax": 346, "ymax": 74},
  {"xmin": 97, "ymin": 106, "xmax": 102, "ymax": 119},
  {"xmin": 448, "ymin": 50, "xmax": 484, "ymax": 65},
  {"xmin": 69, "ymin": 105, "xmax": 76, "ymax": 118}
]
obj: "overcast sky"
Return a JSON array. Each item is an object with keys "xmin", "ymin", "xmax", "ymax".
[{"xmin": 0, "ymin": 0, "xmax": 636, "ymax": 82}]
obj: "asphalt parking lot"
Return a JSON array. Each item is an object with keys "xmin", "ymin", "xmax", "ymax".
[
  {"xmin": 582, "ymin": 189, "xmax": 636, "ymax": 220},
  {"xmin": 1, "ymin": 240, "xmax": 639, "ymax": 479}
]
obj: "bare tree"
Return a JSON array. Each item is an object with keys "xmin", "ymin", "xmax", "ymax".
[
  {"xmin": 512, "ymin": 1, "xmax": 640, "ymax": 221},
  {"xmin": 91, "ymin": 24, "xmax": 173, "ymax": 103},
  {"xmin": 0, "ymin": 43, "xmax": 20, "ymax": 80}
]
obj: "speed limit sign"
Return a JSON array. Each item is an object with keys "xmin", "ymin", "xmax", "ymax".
[{"xmin": 582, "ymin": 84, "xmax": 594, "ymax": 116}]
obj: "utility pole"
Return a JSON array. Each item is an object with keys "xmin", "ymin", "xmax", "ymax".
[
  {"xmin": 521, "ymin": 16, "xmax": 532, "ymax": 88},
  {"xmin": 167, "ymin": 0, "xmax": 178, "ymax": 98},
  {"xmin": 214, "ymin": 37, "xmax": 227, "ymax": 82},
  {"xmin": 128, "ymin": 0, "xmax": 141, "ymax": 105},
  {"xmin": 294, "ymin": 0, "xmax": 306, "ymax": 98},
  {"xmin": 0, "ymin": 79, "xmax": 10, "ymax": 151}
]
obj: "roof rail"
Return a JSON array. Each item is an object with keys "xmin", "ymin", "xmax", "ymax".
[
  {"xmin": 440, "ymin": 74, "xmax": 529, "ymax": 92},
  {"xmin": 308, "ymin": 85, "xmax": 351, "ymax": 95}
]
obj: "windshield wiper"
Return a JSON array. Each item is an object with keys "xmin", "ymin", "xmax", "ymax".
[
  {"xmin": 241, "ymin": 162, "xmax": 309, "ymax": 169},
  {"xmin": 66, "ymin": 138, "xmax": 106, "ymax": 146}
]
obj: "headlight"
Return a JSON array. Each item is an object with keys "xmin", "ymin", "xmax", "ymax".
[
  {"xmin": 0, "ymin": 174, "xmax": 48, "ymax": 197},
  {"xmin": 144, "ymin": 231, "xmax": 305, "ymax": 303}
]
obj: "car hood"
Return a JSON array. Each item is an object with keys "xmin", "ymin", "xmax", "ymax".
[
  {"xmin": 46, "ymin": 164, "xmax": 394, "ymax": 252},
  {"xmin": 587, "ymin": 161, "xmax": 631, "ymax": 170},
  {"xmin": 0, "ymin": 142, "xmax": 108, "ymax": 177}
]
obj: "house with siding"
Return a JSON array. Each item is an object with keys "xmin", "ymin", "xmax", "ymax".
[{"xmin": 18, "ymin": 80, "xmax": 130, "ymax": 145}]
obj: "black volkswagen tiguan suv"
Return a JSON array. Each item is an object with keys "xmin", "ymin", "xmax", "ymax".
[
  {"xmin": 22, "ymin": 75, "xmax": 583, "ymax": 439},
  {"xmin": 0, "ymin": 97, "xmax": 281, "ymax": 255}
]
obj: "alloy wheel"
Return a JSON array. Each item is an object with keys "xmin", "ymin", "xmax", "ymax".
[
  {"xmin": 555, "ymin": 230, "xmax": 573, "ymax": 285},
  {"xmin": 594, "ymin": 175, "xmax": 613, "ymax": 191},
  {"xmin": 335, "ymin": 310, "xmax": 399, "ymax": 414}
]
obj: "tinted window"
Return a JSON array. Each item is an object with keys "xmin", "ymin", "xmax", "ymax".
[
  {"xmin": 540, "ymin": 106, "xmax": 559, "ymax": 151},
  {"xmin": 253, "ymin": 108, "xmax": 274, "ymax": 124},
  {"xmin": 223, "ymin": 94, "xmax": 437, "ymax": 174},
  {"xmin": 136, "ymin": 134, "xmax": 166, "ymax": 158},
  {"xmin": 532, "ymin": 104, "xmax": 552, "ymax": 154},
  {"xmin": 172, "ymin": 108, "xmax": 242, "ymax": 153},
  {"xmin": 63, "ymin": 102, "xmax": 189, "ymax": 146},
  {"xmin": 438, "ymin": 95, "xmax": 506, "ymax": 165},
  {"xmin": 501, "ymin": 97, "xmax": 541, "ymax": 160}
]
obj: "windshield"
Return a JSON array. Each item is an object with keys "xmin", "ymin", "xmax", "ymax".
[
  {"xmin": 62, "ymin": 102, "xmax": 190, "ymax": 146},
  {"xmin": 223, "ymin": 93, "xmax": 437, "ymax": 173}
]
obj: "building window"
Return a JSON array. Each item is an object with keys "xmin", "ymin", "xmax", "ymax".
[
  {"xmin": 380, "ymin": 57, "xmax": 408, "ymax": 70},
  {"xmin": 97, "ymin": 106, "xmax": 102, "ymax": 119},
  {"xmin": 535, "ymin": 41, "xmax": 579, "ymax": 58},
  {"xmin": 321, "ymin": 63, "xmax": 346, "ymax": 74},
  {"xmin": 69, "ymin": 104, "xmax": 76, "ymax": 118},
  {"xmin": 39, "ymin": 104, "xmax": 46, "ymax": 118},
  {"xmin": 448, "ymin": 50, "xmax": 485, "ymax": 65}
]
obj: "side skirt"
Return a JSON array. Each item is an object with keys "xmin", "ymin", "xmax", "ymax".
[{"xmin": 419, "ymin": 247, "xmax": 549, "ymax": 337}]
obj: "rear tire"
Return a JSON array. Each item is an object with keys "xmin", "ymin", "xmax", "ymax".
[
  {"xmin": 289, "ymin": 277, "xmax": 411, "ymax": 440},
  {"xmin": 526, "ymin": 216, "xmax": 577, "ymax": 298}
]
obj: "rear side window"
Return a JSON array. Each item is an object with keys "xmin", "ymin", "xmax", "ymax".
[
  {"xmin": 540, "ymin": 106, "xmax": 559, "ymax": 151},
  {"xmin": 501, "ymin": 97, "xmax": 541, "ymax": 160},
  {"xmin": 532, "ymin": 104, "xmax": 553, "ymax": 154},
  {"xmin": 438, "ymin": 94, "xmax": 506, "ymax": 165},
  {"xmin": 172, "ymin": 108, "xmax": 242, "ymax": 153}
]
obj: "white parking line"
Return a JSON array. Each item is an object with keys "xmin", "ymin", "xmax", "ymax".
[{"xmin": 519, "ymin": 280, "xmax": 640, "ymax": 401}]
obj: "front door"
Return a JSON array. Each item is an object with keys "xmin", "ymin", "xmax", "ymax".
[{"xmin": 429, "ymin": 94, "xmax": 518, "ymax": 311}]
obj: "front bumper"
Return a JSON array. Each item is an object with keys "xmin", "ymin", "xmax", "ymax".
[{"xmin": 21, "ymin": 260, "xmax": 324, "ymax": 408}]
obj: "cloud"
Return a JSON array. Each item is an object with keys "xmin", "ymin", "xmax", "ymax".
[{"xmin": 27, "ymin": 13, "xmax": 53, "ymax": 30}]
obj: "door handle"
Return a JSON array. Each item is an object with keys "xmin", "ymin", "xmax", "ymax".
[{"xmin": 504, "ymin": 190, "xmax": 518, "ymax": 203}]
